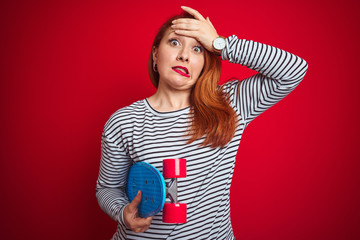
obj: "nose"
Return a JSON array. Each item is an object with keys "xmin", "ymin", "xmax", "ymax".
[{"xmin": 176, "ymin": 48, "xmax": 189, "ymax": 62}]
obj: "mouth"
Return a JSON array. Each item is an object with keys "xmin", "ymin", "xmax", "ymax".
[{"xmin": 172, "ymin": 66, "xmax": 190, "ymax": 78}]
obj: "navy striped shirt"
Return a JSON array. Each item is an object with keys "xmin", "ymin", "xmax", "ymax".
[{"xmin": 96, "ymin": 35, "xmax": 308, "ymax": 239}]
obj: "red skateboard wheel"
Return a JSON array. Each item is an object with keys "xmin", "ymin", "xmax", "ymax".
[
  {"xmin": 162, "ymin": 203, "xmax": 187, "ymax": 223},
  {"xmin": 163, "ymin": 159, "xmax": 186, "ymax": 178}
]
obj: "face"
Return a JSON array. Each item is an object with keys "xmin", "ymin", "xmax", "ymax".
[{"xmin": 153, "ymin": 28, "xmax": 205, "ymax": 91}]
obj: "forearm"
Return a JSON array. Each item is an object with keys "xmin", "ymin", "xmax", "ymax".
[
  {"xmin": 222, "ymin": 35, "xmax": 308, "ymax": 84},
  {"xmin": 96, "ymin": 185, "xmax": 129, "ymax": 225}
]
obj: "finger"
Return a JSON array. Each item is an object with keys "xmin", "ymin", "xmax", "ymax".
[
  {"xmin": 137, "ymin": 227, "xmax": 149, "ymax": 233},
  {"xmin": 173, "ymin": 29, "xmax": 198, "ymax": 38},
  {"xmin": 171, "ymin": 22, "xmax": 200, "ymax": 31},
  {"xmin": 132, "ymin": 216, "xmax": 153, "ymax": 230},
  {"xmin": 172, "ymin": 18, "xmax": 202, "ymax": 24},
  {"xmin": 145, "ymin": 216, "xmax": 153, "ymax": 224},
  {"xmin": 130, "ymin": 190, "xmax": 142, "ymax": 209},
  {"xmin": 135, "ymin": 216, "xmax": 153, "ymax": 226},
  {"xmin": 206, "ymin": 17, "xmax": 215, "ymax": 29},
  {"xmin": 141, "ymin": 226, "xmax": 150, "ymax": 232},
  {"xmin": 181, "ymin": 6, "xmax": 206, "ymax": 21}
]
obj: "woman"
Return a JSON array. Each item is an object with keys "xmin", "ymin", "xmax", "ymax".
[{"xmin": 96, "ymin": 6, "xmax": 308, "ymax": 240}]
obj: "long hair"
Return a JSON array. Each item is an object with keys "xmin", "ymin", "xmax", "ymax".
[{"xmin": 148, "ymin": 11, "xmax": 237, "ymax": 148}]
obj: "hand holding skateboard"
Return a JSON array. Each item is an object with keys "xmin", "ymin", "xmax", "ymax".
[{"xmin": 123, "ymin": 190, "xmax": 153, "ymax": 233}]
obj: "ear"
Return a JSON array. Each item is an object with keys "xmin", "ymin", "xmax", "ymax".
[{"xmin": 152, "ymin": 46, "xmax": 158, "ymax": 62}]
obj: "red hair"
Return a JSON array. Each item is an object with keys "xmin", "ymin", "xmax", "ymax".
[{"xmin": 148, "ymin": 12, "xmax": 237, "ymax": 148}]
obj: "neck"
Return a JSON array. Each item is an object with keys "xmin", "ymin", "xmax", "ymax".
[{"xmin": 147, "ymin": 82, "xmax": 191, "ymax": 112}]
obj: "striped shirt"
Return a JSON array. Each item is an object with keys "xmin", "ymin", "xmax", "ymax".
[{"xmin": 96, "ymin": 35, "xmax": 308, "ymax": 239}]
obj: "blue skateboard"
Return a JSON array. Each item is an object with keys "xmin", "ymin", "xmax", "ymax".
[{"xmin": 126, "ymin": 159, "xmax": 187, "ymax": 223}]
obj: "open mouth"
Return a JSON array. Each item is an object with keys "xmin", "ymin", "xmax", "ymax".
[{"xmin": 172, "ymin": 66, "xmax": 190, "ymax": 78}]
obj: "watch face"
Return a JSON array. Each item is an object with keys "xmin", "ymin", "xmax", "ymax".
[{"xmin": 214, "ymin": 38, "xmax": 226, "ymax": 50}]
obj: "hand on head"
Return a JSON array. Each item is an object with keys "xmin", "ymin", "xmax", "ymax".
[
  {"xmin": 124, "ymin": 191, "xmax": 153, "ymax": 233},
  {"xmin": 171, "ymin": 6, "xmax": 220, "ymax": 53}
]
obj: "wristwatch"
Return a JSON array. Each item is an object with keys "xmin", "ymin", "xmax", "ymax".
[{"xmin": 212, "ymin": 36, "xmax": 226, "ymax": 55}]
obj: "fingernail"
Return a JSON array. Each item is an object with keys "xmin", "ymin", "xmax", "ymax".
[{"xmin": 172, "ymin": 20, "xmax": 176, "ymax": 23}]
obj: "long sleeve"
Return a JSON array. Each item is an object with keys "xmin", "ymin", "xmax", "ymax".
[
  {"xmin": 221, "ymin": 35, "xmax": 308, "ymax": 125},
  {"xmin": 96, "ymin": 124, "xmax": 132, "ymax": 229}
]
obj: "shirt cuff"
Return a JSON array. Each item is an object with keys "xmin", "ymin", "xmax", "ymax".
[
  {"xmin": 118, "ymin": 203, "xmax": 130, "ymax": 228},
  {"xmin": 221, "ymin": 36, "xmax": 231, "ymax": 61},
  {"xmin": 221, "ymin": 35, "xmax": 239, "ymax": 61}
]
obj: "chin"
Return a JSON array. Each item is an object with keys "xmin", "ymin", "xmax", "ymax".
[{"xmin": 168, "ymin": 80, "xmax": 195, "ymax": 91}]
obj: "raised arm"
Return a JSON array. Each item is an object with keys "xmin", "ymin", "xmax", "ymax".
[
  {"xmin": 171, "ymin": 6, "xmax": 308, "ymax": 126},
  {"xmin": 222, "ymin": 35, "xmax": 308, "ymax": 125}
]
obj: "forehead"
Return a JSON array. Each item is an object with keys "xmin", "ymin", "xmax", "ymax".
[{"xmin": 162, "ymin": 28, "xmax": 202, "ymax": 45}]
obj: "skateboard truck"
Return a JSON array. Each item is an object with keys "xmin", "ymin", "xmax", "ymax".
[
  {"xmin": 166, "ymin": 176, "xmax": 178, "ymax": 203},
  {"xmin": 162, "ymin": 158, "xmax": 187, "ymax": 223}
]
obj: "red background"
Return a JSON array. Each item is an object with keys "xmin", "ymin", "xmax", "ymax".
[{"xmin": 1, "ymin": 0, "xmax": 359, "ymax": 239}]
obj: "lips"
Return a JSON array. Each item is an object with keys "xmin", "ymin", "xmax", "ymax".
[{"xmin": 172, "ymin": 66, "xmax": 190, "ymax": 78}]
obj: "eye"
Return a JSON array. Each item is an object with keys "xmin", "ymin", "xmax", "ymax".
[
  {"xmin": 193, "ymin": 46, "xmax": 203, "ymax": 53},
  {"xmin": 169, "ymin": 39, "xmax": 180, "ymax": 46}
]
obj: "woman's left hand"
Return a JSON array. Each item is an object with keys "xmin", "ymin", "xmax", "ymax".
[{"xmin": 171, "ymin": 6, "xmax": 220, "ymax": 53}]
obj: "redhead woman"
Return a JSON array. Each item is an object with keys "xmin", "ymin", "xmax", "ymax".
[{"xmin": 96, "ymin": 6, "xmax": 308, "ymax": 240}]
